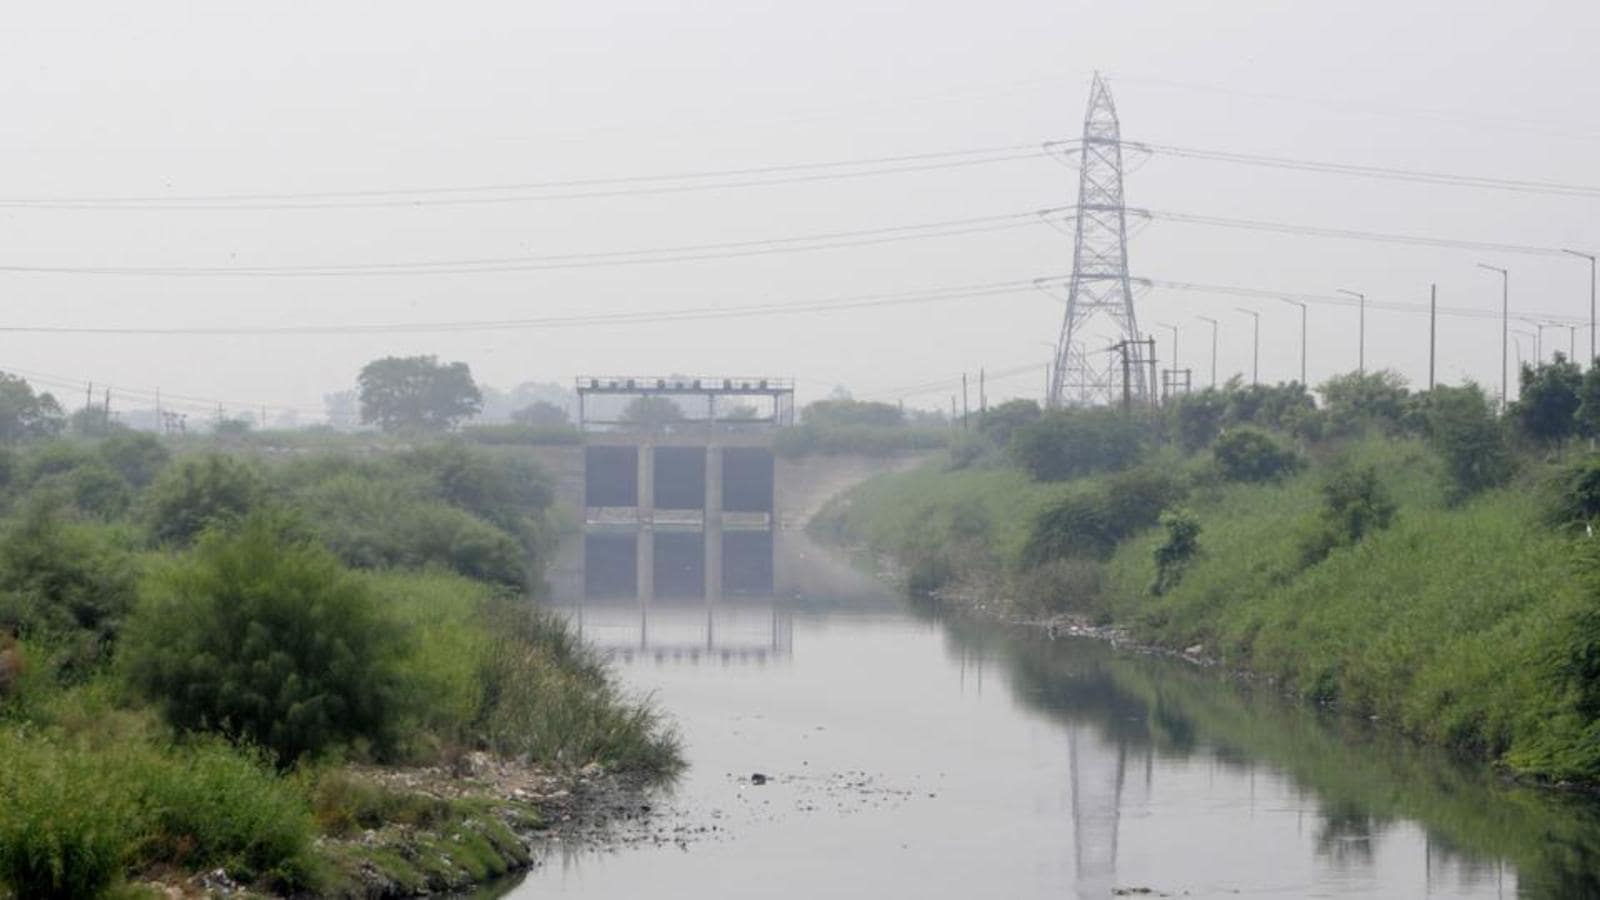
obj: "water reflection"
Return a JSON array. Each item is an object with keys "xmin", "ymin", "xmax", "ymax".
[
  {"xmin": 553, "ymin": 527, "xmax": 792, "ymax": 664},
  {"xmin": 528, "ymin": 533, "xmax": 1600, "ymax": 900},
  {"xmin": 938, "ymin": 614, "xmax": 1600, "ymax": 898}
]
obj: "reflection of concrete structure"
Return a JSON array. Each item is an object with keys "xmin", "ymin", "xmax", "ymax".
[{"xmin": 554, "ymin": 528, "xmax": 792, "ymax": 664}]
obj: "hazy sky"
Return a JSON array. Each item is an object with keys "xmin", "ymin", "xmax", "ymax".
[{"xmin": 3, "ymin": 1, "xmax": 1598, "ymax": 421}]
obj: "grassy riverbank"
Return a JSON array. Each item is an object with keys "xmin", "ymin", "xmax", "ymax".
[
  {"xmin": 0, "ymin": 430, "xmax": 678, "ymax": 898},
  {"xmin": 813, "ymin": 372, "xmax": 1600, "ymax": 786}
]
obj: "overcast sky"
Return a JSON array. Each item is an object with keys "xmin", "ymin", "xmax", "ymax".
[{"xmin": 3, "ymin": 0, "xmax": 1598, "ymax": 421}]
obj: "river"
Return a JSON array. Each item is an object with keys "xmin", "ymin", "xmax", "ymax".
[{"xmin": 498, "ymin": 529, "xmax": 1600, "ymax": 899}]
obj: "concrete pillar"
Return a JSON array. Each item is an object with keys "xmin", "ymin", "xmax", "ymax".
[
  {"xmin": 637, "ymin": 442, "xmax": 655, "ymax": 524},
  {"xmin": 705, "ymin": 444, "xmax": 723, "ymax": 603},
  {"xmin": 636, "ymin": 442, "xmax": 655, "ymax": 606}
]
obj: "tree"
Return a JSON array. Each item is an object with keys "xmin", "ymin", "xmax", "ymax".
[
  {"xmin": 357, "ymin": 356, "xmax": 482, "ymax": 433},
  {"xmin": 120, "ymin": 514, "xmax": 407, "ymax": 765},
  {"xmin": 1213, "ymin": 428, "xmax": 1300, "ymax": 482},
  {"xmin": 1300, "ymin": 464, "xmax": 1397, "ymax": 566},
  {"xmin": 1512, "ymin": 354, "xmax": 1582, "ymax": 445},
  {"xmin": 977, "ymin": 399, "xmax": 1041, "ymax": 448},
  {"xmin": 1318, "ymin": 370, "xmax": 1411, "ymax": 434},
  {"xmin": 1423, "ymin": 383, "xmax": 1514, "ymax": 500},
  {"xmin": 97, "ymin": 431, "xmax": 171, "ymax": 488},
  {"xmin": 1168, "ymin": 389, "xmax": 1228, "ymax": 452},
  {"xmin": 1009, "ymin": 409, "xmax": 1148, "ymax": 482},
  {"xmin": 143, "ymin": 454, "xmax": 267, "ymax": 546},
  {"xmin": 0, "ymin": 374, "xmax": 64, "ymax": 443},
  {"xmin": 619, "ymin": 396, "xmax": 685, "ymax": 428},
  {"xmin": 509, "ymin": 400, "xmax": 570, "ymax": 427}
]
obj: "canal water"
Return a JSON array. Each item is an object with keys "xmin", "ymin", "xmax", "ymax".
[{"xmin": 504, "ymin": 531, "xmax": 1600, "ymax": 899}]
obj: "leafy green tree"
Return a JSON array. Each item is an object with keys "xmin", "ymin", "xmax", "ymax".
[
  {"xmin": 1423, "ymin": 383, "xmax": 1514, "ymax": 500},
  {"xmin": 0, "ymin": 500, "xmax": 138, "ymax": 671},
  {"xmin": 1168, "ymin": 389, "xmax": 1228, "ymax": 452},
  {"xmin": 358, "ymin": 355, "xmax": 483, "ymax": 433},
  {"xmin": 509, "ymin": 399, "xmax": 570, "ymax": 427},
  {"xmin": 96, "ymin": 431, "xmax": 170, "ymax": 488},
  {"xmin": 143, "ymin": 454, "xmax": 267, "ymax": 546},
  {"xmin": 1224, "ymin": 380, "xmax": 1315, "ymax": 431},
  {"xmin": 1512, "ymin": 353, "xmax": 1583, "ymax": 445},
  {"xmin": 1300, "ymin": 464, "xmax": 1397, "ymax": 565},
  {"xmin": 977, "ymin": 398, "xmax": 1041, "ymax": 448},
  {"xmin": 1318, "ymin": 370, "xmax": 1411, "ymax": 434},
  {"xmin": 618, "ymin": 395, "xmax": 685, "ymax": 428},
  {"xmin": 1213, "ymin": 428, "xmax": 1300, "ymax": 482},
  {"xmin": 121, "ymin": 514, "xmax": 408, "ymax": 765},
  {"xmin": 1009, "ymin": 408, "xmax": 1148, "ymax": 482},
  {"xmin": 0, "ymin": 374, "xmax": 64, "ymax": 443}
]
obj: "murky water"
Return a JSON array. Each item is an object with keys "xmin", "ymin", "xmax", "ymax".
[{"xmin": 505, "ymin": 530, "xmax": 1600, "ymax": 899}]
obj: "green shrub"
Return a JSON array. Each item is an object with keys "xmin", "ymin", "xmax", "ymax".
[
  {"xmin": 1014, "ymin": 558, "xmax": 1105, "ymax": 617},
  {"xmin": 1152, "ymin": 509, "xmax": 1201, "ymax": 595},
  {"xmin": 130, "ymin": 739, "xmax": 315, "ymax": 887},
  {"xmin": 1213, "ymin": 428, "xmax": 1299, "ymax": 483},
  {"xmin": 1299, "ymin": 464, "xmax": 1397, "ymax": 566},
  {"xmin": 0, "ymin": 730, "xmax": 318, "ymax": 897},
  {"xmin": 292, "ymin": 473, "xmax": 527, "ymax": 587},
  {"xmin": 0, "ymin": 501, "xmax": 138, "ymax": 677},
  {"xmin": 121, "ymin": 514, "xmax": 408, "ymax": 765},
  {"xmin": 475, "ymin": 605, "xmax": 680, "ymax": 776},
  {"xmin": 96, "ymin": 432, "xmax": 170, "ymax": 488},
  {"xmin": 1546, "ymin": 455, "xmax": 1600, "ymax": 532},
  {"xmin": 1022, "ymin": 467, "xmax": 1182, "ymax": 566},
  {"xmin": 142, "ymin": 454, "xmax": 267, "ymax": 546},
  {"xmin": 0, "ymin": 731, "xmax": 135, "ymax": 899},
  {"xmin": 1009, "ymin": 408, "xmax": 1148, "ymax": 482},
  {"xmin": 1423, "ymin": 383, "xmax": 1514, "ymax": 501}
]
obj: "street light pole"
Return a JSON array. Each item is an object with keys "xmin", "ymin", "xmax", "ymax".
[
  {"xmin": 1336, "ymin": 288, "xmax": 1366, "ymax": 374},
  {"xmin": 1278, "ymin": 298, "xmax": 1308, "ymax": 385},
  {"xmin": 1155, "ymin": 323, "xmax": 1179, "ymax": 401},
  {"xmin": 1478, "ymin": 264, "xmax": 1510, "ymax": 410},
  {"xmin": 1197, "ymin": 316, "xmax": 1219, "ymax": 388},
  {"xmin": 1235, "ymin": 308, "xmax": 1260, "ymax": 386},
  {"xmin": 1564, "ymin": 249, "xmax": 1597, "ymax": 365}
]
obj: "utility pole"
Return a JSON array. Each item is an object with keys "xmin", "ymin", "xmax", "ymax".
[
  {"xmin": 1235, "ymin": 308, "xmax": 1260, "ymax": 386},
  {"xmin": 1563, "ymin": 249, "xmax": 1597, "ymax": 365},
  {"xmin": 1568, "ymin": 324, "xmax": 1578, "ymax": 361},
  {"xmin": 1336, "ymin": 288, "xmax": 1366, "ymax": 374},
  {"xmin": 960, "ymin": 374, "xmax": 969, "ymax": 430},
  {"xmin": 1197, "ymin": 316, "xmax": 1219, "ymax": 388},
  {"xmin": 1278, "ymin": 299, "xmax": 1307, "ymax": 386},
  {"xmin": 979, "ymin": 368, "xmax": 987, "ymax": 418},
  {"xmin": 1428, "ymin": 284, "xmax": 1437, "ymax": 391},
  {"xmin": 1478, "ymin": 263, "xmax": 1510, "ymax": 410}
]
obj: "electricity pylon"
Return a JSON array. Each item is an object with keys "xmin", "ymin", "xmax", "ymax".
[{"xmin": 1049, "ymin": 73, "xmax": 1149, "ymax": 408}]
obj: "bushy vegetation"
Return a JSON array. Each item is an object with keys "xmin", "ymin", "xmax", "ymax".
[
  {"xmin": 819, "ymin": 362, "xmax": 1600, "ymax": 784},
  {"xmin": 121, "ymin": 516, "xmax": 410, "ymax": 766},
  {"xmin": 1212, "ymin": 427, "xmax": 1299, "ymax": 482},
  {"xmin": 0, "ymin": 377, "xmax": 680, "ymax": 897}
]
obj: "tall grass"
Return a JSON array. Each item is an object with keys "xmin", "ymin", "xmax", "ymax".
[{"xmin": 0, "ymin": 727, "xmax": 318, "ymax": 898}]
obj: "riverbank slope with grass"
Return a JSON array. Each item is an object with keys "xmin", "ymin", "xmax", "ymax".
[
  {"xmin": 0, "ymin": 420, "xmax": 680, "ymax": 899},
  {"xmin": 812, "ymin": 370, "xmax": 1600, "ymax": 786}
]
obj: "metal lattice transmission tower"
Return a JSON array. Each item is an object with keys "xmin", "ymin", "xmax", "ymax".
[{"xmin": 1049, "ymin": 74, "xmax": 1150, "ymax": 408}]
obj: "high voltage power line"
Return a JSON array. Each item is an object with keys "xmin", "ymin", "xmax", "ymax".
[
  {"xmin": 0, "ymin": 144, "xmax": 1062, "ymax": 210},
  {"xmin": 0, "ymin": 278, "xmax": 1053, "ymax": 335},
  {"xmin": 1137, "ymin": 142, "xmax": 1600, "ymax": 198},
  {"xmin": 0, "ymin": 209, "xmax": 1061, "ymax": 277}
]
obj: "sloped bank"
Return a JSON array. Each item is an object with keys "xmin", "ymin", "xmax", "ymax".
[{"xmin": 810, "ymin": 438, "xmax": 1600, "ymax": 787}]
